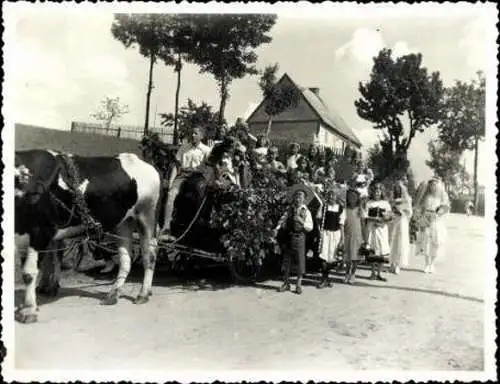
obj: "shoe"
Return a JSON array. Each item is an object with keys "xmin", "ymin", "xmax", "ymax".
[
  {"xmin": 343, "ymin": 274, "xmax": 350, "ymax": 284},
  {"xmin": 429, "ymin": 264, "xmax": 435, "ymax": 274},
  {"xmin": 395, "ymin": 266, "xmax": 400, "ymax": 275},
  {"xmin": 326, "ymin": 280, "xmax": 334, "ymax": 288},
  {"xmin": 295, "ymin": 285, "xmax": 303, "ymax": 295},
  {"xmin": 317, "ymin": 279, "xmax": 327, "ymax": 289},
  {"xmin": 376, "ymin": 275, "xmax": 387, "ymax": 282},
  {"xmin": 278, "ymin": 283, "xmax": 290, "ymax": 292},
  {"xmin": 423, "ymin": 265, "xmax": 430, "ymax": 273}
]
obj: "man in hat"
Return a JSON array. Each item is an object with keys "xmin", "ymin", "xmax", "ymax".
[
  {"xmin": 286, "ymin": 142, "xmax": 302, "ymax": 172},
  {"xmin": 274, "ymin": 187, "xmax": 314, "ymax": 295}
]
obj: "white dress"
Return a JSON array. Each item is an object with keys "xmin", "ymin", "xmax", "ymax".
[
  {"xmin": 421, "ymin": 196, "xmax": 447, "ymax": 264},
  {"xmin": 390, "ymin": 197, "xmax": 412, "ymax": 268},
  {"xmin": 317, "ymin": 203, "xmax": 346, "ymax": 263},
  {"xmin": 365, "ymin": 200, "xmax": 391, "ymax": 256}
]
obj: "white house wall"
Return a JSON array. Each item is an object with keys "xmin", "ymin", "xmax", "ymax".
[{"xmin": 317, "ymin": 124, "xmax": 345, "ymax": 151}]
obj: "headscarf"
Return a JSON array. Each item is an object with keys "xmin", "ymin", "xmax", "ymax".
[
  {"xmin": 416, "ymin": 177, "xmax": 450, "ymax": 212},
  {"xmin": 392, "ymin": 180, "xmax": 412, "ymax": 217}
]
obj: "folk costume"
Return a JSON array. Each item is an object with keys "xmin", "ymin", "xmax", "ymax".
[
  {"xmin": 276, "ymin": 193, "xmax": 313, "ymax": 295},
  {"xmin": 390, "ymin": 181, "xmax": 413, "ymax": 274},
  {"xmin": 365, "ymin": 197, "xmax": 392, "ymax": 281},
  {"xmin": 316, "ymin": 197, "xmax": 345, "ymax": 288}
]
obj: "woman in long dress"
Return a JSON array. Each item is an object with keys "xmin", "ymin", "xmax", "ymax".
[
  {"xmin": 343, "ymin": 188, "xmax": 366, "ymax": 284},
  {"xmin": 389, "ymin": 180, "xmax": 412, "ymax": 274},
  {"xmin": 414, "ymin": 177, "xmax": 450, "ymax": 273}
]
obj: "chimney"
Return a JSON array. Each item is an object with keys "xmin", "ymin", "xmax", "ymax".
[{"xmin": 309, "ymin": 87, "xmax": 320, "ymax": 96}]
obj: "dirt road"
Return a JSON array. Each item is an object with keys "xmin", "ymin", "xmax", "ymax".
[{"xmin": 14, "ymin": 214, "xmax": 487, "ymax": 371}]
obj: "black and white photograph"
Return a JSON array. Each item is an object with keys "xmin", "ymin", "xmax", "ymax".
[{"xmin": 1, "ymin": 2, "xmax": 498, "ymax": 382}]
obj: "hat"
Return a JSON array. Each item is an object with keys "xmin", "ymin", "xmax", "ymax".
[{"xmin": 287, "ymin": 183, "xmax": 316, "ymax": 205}]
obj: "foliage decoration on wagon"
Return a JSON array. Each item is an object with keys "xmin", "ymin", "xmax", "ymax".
[{"xmin": 209, "ymin": 167, "xmax": 289, "ymax": 269}]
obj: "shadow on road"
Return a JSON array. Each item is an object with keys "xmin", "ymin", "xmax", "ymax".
[{"xmin": 351, "ymin": 281, "xmax": 483, "ymax": 303}]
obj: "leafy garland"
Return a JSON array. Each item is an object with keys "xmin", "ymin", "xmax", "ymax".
[{"xmin": 209, "ymin": 168, "xmax": 289, "ymax": 266}]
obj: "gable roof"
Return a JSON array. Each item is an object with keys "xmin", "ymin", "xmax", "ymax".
[{"xmin": 247, "ymin": 73, "xmax": 362, "ymax": 148}]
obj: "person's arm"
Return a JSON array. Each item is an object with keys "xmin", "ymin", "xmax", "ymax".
[
  {"xmin": 339, "ymin": 206, "xmax": 346, "ymax": 244},
  {"xmin": 303, "ymin": 207, "xmax": 314, "ymax": 232}
]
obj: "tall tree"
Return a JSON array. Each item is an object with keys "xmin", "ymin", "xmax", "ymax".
[
  {"xmin": 426, "ymin": 141, "xmax": 468, "ymax": 199},
  {"xmin": 111, "ymin": 14, "xmax": 171, "ymax": 135},
  {"xmin": 160, "ymin": 99, "xmax": 225, "ymax": 142},
  {"xmin": 437, "ymin": 71, "xmax": 485, "ymax": 209},
  {"xmin": 258, "ymin": 63, "xmax": 300, "ymax": 138},
  {"xmin": 189, "ymin": 14, "xmax": 277, "ymax": 138},
  {"xmin": 355, "ymin": 48, "xmax": 445, "ymax": 173},
  {"xmin": 155, "ymin": 15, "xmax": 197, "ymax": 145}
]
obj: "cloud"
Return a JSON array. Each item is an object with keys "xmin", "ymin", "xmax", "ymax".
[
  {"xmin": 458, "ymin": 18, "xmax": 488, "ymax": 71},
  {"xmin": 335, "ymin": 28, "xmax": 385, "ymax": 66}
]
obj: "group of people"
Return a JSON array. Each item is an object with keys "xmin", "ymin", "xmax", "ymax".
[
  {"xmin": 137, "ymin": 126, "xmax": 451, "ymax": 297},
  {"xmin": 275, "ymin": 170, "xmax": 451, "ymax": 295}
]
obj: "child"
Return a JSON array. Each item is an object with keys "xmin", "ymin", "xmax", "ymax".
[
  {"xmin": 275, "ymin": 189, "xmax": 314, "ymax": 294},
  {"xmin": 390, "ymin": 180, "xmax": 412, "ymax": 274},
  {"xmin": 343, "ymin": 188, "xmax": 365, "ymax": 284},
  {"xmin": 365, "ymin": 182, "xmax": 392, "ymax": 281},
  {"xmin": 316, "ymin": 188, "xmax": 345, "ymax": 288}
]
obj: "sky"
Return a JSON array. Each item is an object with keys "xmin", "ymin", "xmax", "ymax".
[{"xmin": 4, "ymin": 3, "xmax": 497, "ymax": 185}]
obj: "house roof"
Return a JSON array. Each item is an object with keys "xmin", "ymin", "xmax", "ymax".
[
  {"xmin": 247, "ymin": 73, "xmax": 362, "ymax": 148},
  {"xmin": 286, "ymin": 74, "xmax": 362, "ymax": 148}
]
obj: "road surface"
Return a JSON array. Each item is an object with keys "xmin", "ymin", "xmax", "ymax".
[{"xmin": 14, "ymin": 214, "xmax": 488, "ymax": 371}]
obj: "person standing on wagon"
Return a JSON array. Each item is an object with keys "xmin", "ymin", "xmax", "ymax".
[
  {"xmin": 163, "ymin": 126, "xmax": 211, "ymax": 235},
  {"xmin": 275, "ymin": 189, "xmax": 314, "ymax": 295},
  {"xmin": 316, "ymin": 188, "xmax": 345, "ymax": 288}
]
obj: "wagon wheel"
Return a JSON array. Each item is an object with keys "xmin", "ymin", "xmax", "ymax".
[{"xmin": 228, "ymin": 253, "xmax": 262, "ymax": 285}]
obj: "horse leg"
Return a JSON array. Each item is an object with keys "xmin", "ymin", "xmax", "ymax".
[
  {"xmin": 135, "ymin": 211, "xmax": 158, "ymax": 304},
  {"xmin": 17, "ymin": 246, "xmax": 39, "ymax": 323},
  {"xmin": 37, "ymin": 243, "xmax": 61, "ymax": 297},
  {"xmin": 101, "ymin": 223, "xmax": 133, "ymax": 305}
]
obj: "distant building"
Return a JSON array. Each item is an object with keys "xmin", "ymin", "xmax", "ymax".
[{"xmin": 246, "ymin": 73, "xmax": 362, "ymax": 153}]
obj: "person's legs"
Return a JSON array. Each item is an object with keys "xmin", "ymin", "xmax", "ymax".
[
  {"xmin": 163, "ymin": 178, "xmax": 182, "ymax": 234},
  {"xmin": 278, "ymin": 251, "xmax": 291, "ymax": 292}
]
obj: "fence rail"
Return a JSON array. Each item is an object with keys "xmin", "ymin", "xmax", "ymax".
[{"xmin": 71, "ymin": 122, "xmax": 173, "ymax": 143}]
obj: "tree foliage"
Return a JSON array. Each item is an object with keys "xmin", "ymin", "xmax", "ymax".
[
  {"xmin": 258, "ymin": 64, "xmax": 300, "ymax": 137},
  {"xmin": 426, "ymin": 141, "xmax": 470, "ymax": 199},
  {"xmin": 111, "ymin": 14, "xmax": 172, "ymax": 134},
  {"xmin": 437, "ymin": 71, "xmax": 486, "ymax": 151},
  {"xmin": 90, "ymin": 96, "xmax": 129, "ymax": 131},
  {"xmin": 160, "ymin": 99, "xmax": 225, "ymax": 142},
  {"xmin": 355, "ymin": 48, "xmax": 445, "ymax": 171},
  {"xmin": 188, "ymin": 14, "xmax": 278, "ymax": 134}
]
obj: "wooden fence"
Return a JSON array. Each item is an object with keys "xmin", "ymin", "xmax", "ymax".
[{"xmin": 71, "ymin": 121, "xmax": 173, "ymax": 143}]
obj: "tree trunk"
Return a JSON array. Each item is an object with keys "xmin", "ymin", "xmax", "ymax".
[
  {"xmin": 144, "ymin": 52, "xmax": 155, "ymax": 136},
  {"xmin": 473, "ymin": 135, "xmax": 479, "ymax": 214},
  {"xmin": 218, "ymin": 78, "xmax": 228, "ymax": 139},
  {"xmin": 265, "ymin": 116, "xmax": 273, "ymax": 139},
  {"xmin": 173, "ymin": 52, "xmax": 182, "ymax": 145}
]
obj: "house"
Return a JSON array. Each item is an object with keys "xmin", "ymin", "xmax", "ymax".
[{"xmin": 246, "ymin": 73, "xmax": 362, "ymax": 153}]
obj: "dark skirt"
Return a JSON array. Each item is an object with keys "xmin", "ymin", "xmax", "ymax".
[{"xmin": 282, "ymin": 232, "xmax": 306, "ymax": 275}]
